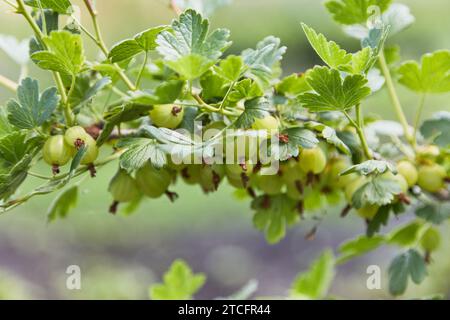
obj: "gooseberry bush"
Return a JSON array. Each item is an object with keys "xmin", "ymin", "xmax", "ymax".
[{"xmin": 0, "ymin": 0, "xmax": 449, "ymax": 298}]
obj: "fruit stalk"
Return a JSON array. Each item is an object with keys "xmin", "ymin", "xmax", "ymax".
[
  {"xmin": 343, "ymin": 109, "xmax": 372, "ymax": 160},
  {"xmin": 378, "ymin": 51, "xmax": 413, "ymax": 144}
]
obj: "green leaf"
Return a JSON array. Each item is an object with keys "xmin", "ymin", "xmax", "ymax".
[
  {"xmin": 0, "ymin": 109, "xmax": 15, "ymax": 138},
  {"xmin": 337, "ymin": 235, "xmax": 385, "ymax": 264},
  {"xmin": 276, "ymin": 73, "xmax": 311, "ymax": 98},
  {"xmin": 241, "ymin": 36, "xmax": 286, "ymax": 85},
  {"xmin": 156, "ymin": 9, "xmax": 231, "ymax": 79},
  {"xmin": 109, "ymin": 26, "xmax": 169, "ymax": 63},
  {"xmin": 31, "ymin": 31, "xmax": 85, "ymax": 76},
  {"xmin": 388, "ymin": 221, "xmax": 427, "ymax": 247},
  {"xmin": 420, "ymin": 112, "xmax": 450, "ymax": 147},
  {"xmin": 149, "ymin": 259, "xmax": 206, "ymax": 300},
  {"xmin": 388, "ymin": 249, "xmax": 427, "ymax": 296},
  {"xmin": 301, "ymin": 24, "xmax": 379, "ymax": 75},
  {"xmin": 0, "ymin": 131, "xmax": 39, "ymax": 201},
  {"xmin": 127, "ymin": 80, "xmax": 185, "ymax": 105},
  {"xmin": 336, "ymin": 130, "xmax": 363, "ymax": 164},
  {"xmin": 69, "ymin": 145, "xmax": 87, "ymax": 176},
  {"xmin": 118, "ymin": 138, "xmax": 167, "ymax": 172},
  {"xmin": 278, "ymin": 127, "xmax": 319, "ymax": 160},
  {"xmin": 233, "ymin": 97, "xmax": 271, "ymax": 129},
  {"xmin": 366, "ymin": 205, "xmax": 390, "ymax": 237},
  {"xmin": 304, "ymin": 121, "xmax": 351, "ymax": 155},
  {"xmin": 398, "ymin": 50, "xmax": 450, "ymax": 93},
  {"xmin": 200, "ymin": 71, "xmax": 228, "ymax": 101},
  {"xmin": 352, "ymin": 176, "xmax": 402, "ymax": 209},
  {"xmin": 340, "ymin": 160, "xmax": 397, "ymax": 176},
  {"xmin": 47, "ymin": 186, "xmax": 78, "ymax": 222},
  {"xmin": 349, "ymin": 47, "xmax": 374, "ymax": 74},
  {"xmin": 252, "ymin": 194, "xmax": 299, "ymax": 244},
  {"xmin": 213, "ymin": 55, "xmax": 244, "ymax": 82},
  {"xmin": 227, "ymin": 79, "xmax": 263, "ymax": 103},
  {"xmin": 7, "ymin": 78, "xmax": 59, "ymax": 129},
  {"xmin": 0, "ymin": 132, "xmax": 30, "ymax": 170},
  {"xmin": 415, "ymin": 203, "xmax": 450, "ymax": 225},
  {"xmin": 299, "ymin": 66, "xmax": 371, "ymax": 112},
  {"xmin": 325, "ymin": 0, "xmax": 392, "ymax": 25},
  {"xmin": 290, "ymin": 250, "xmax": 335, "ymax": 300},
  {"xmin": 361, "ymin": 26, "xmax": 389, "ymax": 56},
  {"xmin": 69, "ymin": 76, "xmax": 111, "ymax": 110},
  {"xmin": 301, "ymin": 23, "xmax": 352, "ymax": 70},
  {"xmin": 143, "ymin": 125, "xmax": 211, "ymax": 160},
  {"xmin": 0, "ymin": 155, "xmax": 32, "ymax": 201},
  {"xmin": 25, "ymin": 0, "xmax": 72, "ymax": 14}
]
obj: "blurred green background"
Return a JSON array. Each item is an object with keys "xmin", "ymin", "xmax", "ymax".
[{"xmin": 0, "ymin": 0, "xmax": 449, "ymax": 299}]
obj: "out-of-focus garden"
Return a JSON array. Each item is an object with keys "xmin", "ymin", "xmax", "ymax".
[{"xmin": 0, "ymin": 0, "xmax": 449, "ymax": 299}]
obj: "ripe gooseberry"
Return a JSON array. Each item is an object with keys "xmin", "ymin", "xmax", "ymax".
[
  {"xmin": 64, "ymin": 126, "xmax": 89, "ymax": 149},
  {"xmin": 108, "ymin": 169, "xmax": 140, "ymax": 213},
  {"xmin": 136, "ymin": 164, "xmax": 172, "ymax": 198},
  {"xmin": 80, "ymin": 134, "xmax": 99, "ymax": 166},
  {"xmin": 420, "ymin": 227, "xmax": 441, "ymax": 253},
  {"xmin": 150, "ymin": 104, "xmax": 184, "ymax": 129},
  {"xmin": 43, "ymin": 135, "xmax": 74, "ymax": 174},
  {"xmin": 199, "ymin": 165, "xmax": 225, "ymax": 193},
  {"xmin": 298, "ymin": 147, "xmax": 327, "ymax": 174},
  {"xmin": 417, "ymin": 164, "xmax": 447, "ymax": 193},
  {"xmin": 251, "ymin": 115, "xmax": 279, "ymax": 131},
  {"xmin": 255, "ymin": 174, "xmax": 284, "ymax": 195},
  {"xmin": 397, "ymin": 160, "xmax": 418, "ymax": 187}
]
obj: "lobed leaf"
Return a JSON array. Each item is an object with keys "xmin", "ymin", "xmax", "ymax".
[
  {"xmin": 301, "ymin": 23, "xmax": 352, "ymax": 70},
  {"xmin": 398, "ymin": 50, "xmax": 450, "ymax": 94},
  {"xmin": 149, "ymin": 259, "xmax": 206, "ymax": 300},
  {"xmin": 241, "ymin": 36, "xmax": 286, "ymax": 85},
  {"xmin": 325, "ymin": 0, "xmax": 392, "ymax": 25},
  {"xmin": 340, "ymin": 160, "xmax": 396, "ymax": 176},
  {"xmin": 233, "ymin": 97, "xmax": 271, "ymax": 129},
  {"xmin": 252, "ymin": 194, "xmax": 299, "ymax": 244},
  {"xmin": 156, "ymin": 9, "xmax": 231, "ymax": 79},
  {"xmin": 298, "ymin": 66, "xmax": 371, "ymax": 112},
  {"xmin": 109, "ymin": 26, "xmax": 169, "ymax": 63},
  {"xmin": 118, "ymin": 138, "xmax": 167, "ymax": 172},
  {"xmin": 31, "ymin": 31, "xmax": 85, "ymax": 76},
  {"xmin": 351, "ymin": 176, "xmax": 402, "ymax": 209},
  {"xmin": 388, "ymin": 249, "xmax": 427, "ymax": 296},
  {"xmin": 25, "ymin": 0, "xmax": 72, "ymax": 14},
  {"xmin": 7, "ymin": 78, "xmax": 59, "ymax": 129}
]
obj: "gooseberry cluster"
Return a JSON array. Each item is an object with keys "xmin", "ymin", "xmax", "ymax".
[
  {"xmin": 43, "ymin": 126, "xmax": 99, "ymax": 175},
  {"xmin": 1, "ymin": 0, "xmax": 449, "ymax": 297}
]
